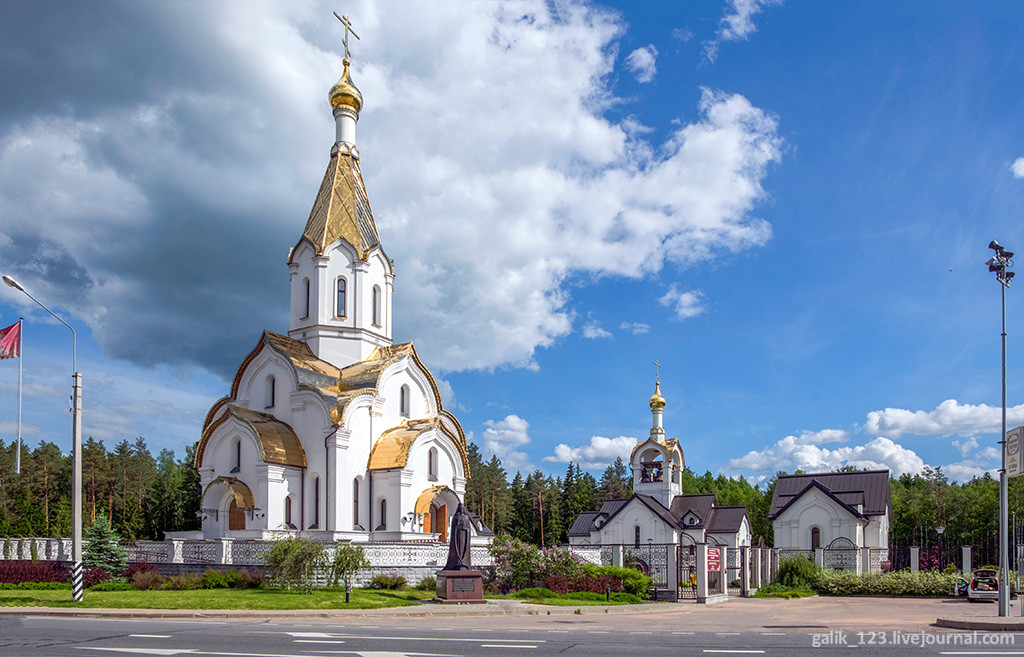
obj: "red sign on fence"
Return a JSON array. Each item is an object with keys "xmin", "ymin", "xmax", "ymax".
[{"xmin": 708, "ymin": 547, "xmax": 722, "ymax": 572}]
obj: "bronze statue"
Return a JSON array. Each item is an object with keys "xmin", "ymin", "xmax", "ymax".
[{"xmin": 443, "ymin": 502, "xmax": 472, "ymax": 570}]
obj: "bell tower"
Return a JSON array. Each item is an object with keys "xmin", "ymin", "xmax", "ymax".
[{"xmin": 286, "ymin": 17, "xmax": 394, "ymax": 368}]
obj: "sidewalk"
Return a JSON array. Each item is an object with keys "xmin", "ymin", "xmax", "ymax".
[{"xmin": 2, "ymin": 596, "xmax": 1016, "ymax": 631}]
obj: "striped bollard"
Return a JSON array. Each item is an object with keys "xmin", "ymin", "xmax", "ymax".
[{"xmin": 72, "ymin": 561, "xmax": 84, "ymax": 602}]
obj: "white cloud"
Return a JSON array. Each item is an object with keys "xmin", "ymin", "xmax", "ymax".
[
  {"xmin": 543, "ymin": 435, "xmax": 637, "ymax": 469},
  {"xmin": 625, "ymin": 45, "xmax": 658, "ymax": 83},
  {"xmin": 728, "ymin": 432, "xmax": 923, "ymax": 478},
  {"xmin": 0, "ymin": 1, "xmax": 783, "ymax": 380},
  {"xmin": 863, "ymin": 399, "xmax": 1024, "ymax": 438},
  {"xmin": 703, "ymin": 0, "xmax": 781, "ymax": 63},
  {"xmin": 952, "ymin": 435, "xmax": 979, "ymax": 458},
  {"xmin": 0, "ymin": 421, "xmax": 42, "ymax": 437},
  {"xmin": 659, "ymin": 285, "xmax": 705, "ymax": 319},
  {"xmin": 1012, "ymin": 157, "xmax": 1024, "ymax": 178},
  {"xmin": 582, "ymin": 320, "xmax": 612, "ymax": 339},
  {"xmin": 482, "ymin": 414, "xmax": 533, "ymax": 473},
  {"xmin": 672, "ymin": 27, "xmax": 694, "ymax": 43},
  {"xmin": 619, "ymin": 322, "xmax": 651, "ymax": 335}
]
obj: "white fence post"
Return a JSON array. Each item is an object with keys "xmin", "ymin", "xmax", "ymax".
[{"xmin": 910, "ymin": 546, "xmax": 920, "ymax": 572}]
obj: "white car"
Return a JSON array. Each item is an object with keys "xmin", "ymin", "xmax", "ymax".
[{"xmin": 955, "ymin": 569, "xmax": 999, "ymax": 602}]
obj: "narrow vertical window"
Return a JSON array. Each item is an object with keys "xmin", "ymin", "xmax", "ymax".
[
  {"xmin": 336, "ymin": 277, "xmax": 347, "ymax": 318},
  {"xmin": 353, "ymin": 478, "xmax": 360, "ymax": 528},
  {"xmin": 311, "ymin": 476, "xmax": 320, "ymax": 529},
  {"xmin": 265, "ymin": 374, "xmax": 276, "ymax": 409},
  {"xmin": 428, "ymin": 446, "xmax": 438, "ymax": 481},
  {"xmin": 372, "ymin": 285, "xmax": 381, "ymax": 326},
  {"xmin": 400, "ymin": 384, "xmax": 410, "ymax": 417},
  {"xmin": 811, "ymin": 527, "xmax": 820, "ymax": 550},
  {"xmin": 285, "ymin": 496, "xmax": 293, "ymax": 528},
  {"xmin": 379, "ymin": 498, "xmax": 387, "ymax": 530},
  {"xmin": 634, "ymin": 525, "xmax": 641, "ymax": 548},
  {"xmin": 301, "ymin": 277, "xmax": 311, "ymax": 319},
  {"xmin": 232, "ymin": 438, "xmax": 241, "ymax": 473}
]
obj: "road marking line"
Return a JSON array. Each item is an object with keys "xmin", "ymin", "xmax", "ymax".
[
  {"xmin": 629, "ymin": 631, "xmax": 652, "ymax": 635},
  {"xmin": 760, "ymin": 632, "xmax": 786, "ymax": 636},
  {"xmin": 703, "ymin": 651, "xmax": 766, "ymax": 655},
  {"xmin": 716, "ymin": 632, "xmax": 741, "ymax": 635},
  {"xmin": 129, "ymin": 635, "xmax": 172, "ymax": 639},
  {"xmin": 308, "ymin": 635, "xmax": 542, "ymax": 643},
  {"xmin": 673, "ymin": 632, "xmax": 695, "ymax": 635},
  {"xmin": 479, "ymin": 646, "xmax": 537, "ymax": 649},
  {"xmin": 588, "ymin": 631, "xmax": 610, "ymax": 634},
  {"xmin": 292, "ymin": 640, "xmax": 346, "ymax": 644},
  {"xmin": 940, "ymin": 653, "xmax": 1024, "ymax": 655}
]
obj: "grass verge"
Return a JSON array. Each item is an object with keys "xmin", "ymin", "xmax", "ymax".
[{"xmin": 0, "ymin": 587, "xmax": 434, "ymax": 610}]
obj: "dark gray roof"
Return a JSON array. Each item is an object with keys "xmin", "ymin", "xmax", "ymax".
[
  {"xmin": 769, "ymin": 470, "xmax": 890, "ymax": 520},
  {"xmin": 669, "ymin": 494, "xmax": 717, "ymax": 527},
  {"xmin": 467, "ymin": 512, "xmax": 495, "ymax": 536},
  {"xmin": 568, "ymin": 511, "xmax": 601, "ymax": 537},
  {"xmin": 706, "ymin": 506, "xmax": 748, "ymax": 533},
  {"xmin": 633, "ymin": 494, "xmax": 683, "ymax": 529}
]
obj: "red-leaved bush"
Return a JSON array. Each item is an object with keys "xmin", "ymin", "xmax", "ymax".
[{"xmin": 0, "ymin": 560, "xmax": 67, "ymax": 583}]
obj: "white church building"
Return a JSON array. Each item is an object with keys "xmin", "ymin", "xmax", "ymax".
[
  {"xmin": 193, "ymin": 50, "xmax": 482, "ymax": 544},
  {"xmin": 567, "ymin": 383, "xmax": 752, "ymax": 550}
]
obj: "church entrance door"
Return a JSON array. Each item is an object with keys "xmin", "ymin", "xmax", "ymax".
[{"xmin": 228, "ymin": 500, "xmax": 245, "ymax": 531}]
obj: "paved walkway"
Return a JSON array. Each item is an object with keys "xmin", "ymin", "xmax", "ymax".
[{"xmin": 4, "ymin": 596, "xmax": 1022, "ymax": 631}]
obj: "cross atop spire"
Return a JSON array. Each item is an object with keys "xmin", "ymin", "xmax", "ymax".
[
  {"xmin": 653, "ymin": 359, "xmax": 661, "ymax": 383},
  {"xmin": 333, "ymin": 11, "xmax": 360, "ymax": 60}
]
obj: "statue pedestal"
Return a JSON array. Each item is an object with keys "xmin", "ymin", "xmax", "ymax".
[{"xmin": 435, "ymin": 569, "xmax": 485, "ymax": 604}]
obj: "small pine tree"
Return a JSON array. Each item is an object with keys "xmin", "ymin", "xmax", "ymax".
[{"xmin": 84, "ymin": 514, "xmax": 127, "ymax": 576}]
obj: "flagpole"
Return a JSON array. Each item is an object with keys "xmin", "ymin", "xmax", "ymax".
[{"xmin": 16, "ymin": 317, "xmax": 21, "ymax": 475}]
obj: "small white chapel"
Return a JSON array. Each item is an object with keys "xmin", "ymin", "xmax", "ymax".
[
  {"xmin": 193, "ymin": 37, "xmax": 484, "ymax": 545},
  {"xmin": 567, "ymin": 382, "xmax": 752, "ymax": 550}
]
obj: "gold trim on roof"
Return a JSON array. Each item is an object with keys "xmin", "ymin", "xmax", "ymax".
[
  {"xmin": 367, "ymin": 418, "xmax": 438, "ymax": 470},
  {"xmin": 291, "ymin": 152, "xmax": 380, "ymax": 261},
  {"xmin": 203, "ymin": 476, "xmax": 255, "ymax": 509},
  {"xmin": 197, "ymin": 405, "xmax": 307, "ymax": 469},
  {"xmin": 414, "ymin": 485, "xmax": 457, "ymax": 515}
]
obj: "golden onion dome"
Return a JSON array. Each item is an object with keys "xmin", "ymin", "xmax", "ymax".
[
  {"xmin": 329, "ymin": 58, "xmax": 363, "ymax": 113},
  {"xmin": 649, "ymin": 381, "xmax": 666, "ymax": 410}
]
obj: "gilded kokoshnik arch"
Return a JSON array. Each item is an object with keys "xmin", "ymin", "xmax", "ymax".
[{"xmin": 191, "ymin": 18, "xmax": 490, "ymax": 546}]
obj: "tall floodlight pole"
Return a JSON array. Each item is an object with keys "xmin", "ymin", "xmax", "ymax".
[
  {"xmin": 986, "ymin": 242, "xmax": 1015, "ymax": 616},
  {"xmin": 2, "ymin": 275, "xmax": 83, "ymax": 602}
]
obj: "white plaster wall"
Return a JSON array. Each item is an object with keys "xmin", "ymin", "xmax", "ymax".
[
  {"xmin": 772, "ymin": 488, "xmax": 865, "ymax": 549},
  {"xmin": 597, "ymin": 499, "xmax": 678, "ymax": 545}
]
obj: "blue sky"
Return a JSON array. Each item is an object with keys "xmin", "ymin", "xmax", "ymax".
[{"xmin": 1, "ymin": 0, "xmax": 1023, "ymax": 484}]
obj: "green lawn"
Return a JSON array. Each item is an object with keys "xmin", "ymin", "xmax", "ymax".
[{"xmin": 0, "ymin": 587, "xmax": 434, "ymax": 610}]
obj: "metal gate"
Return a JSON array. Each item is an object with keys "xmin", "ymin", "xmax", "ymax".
[{"xmin": 677, "ymin": 544, "xmax": 697, "ymax": 599}]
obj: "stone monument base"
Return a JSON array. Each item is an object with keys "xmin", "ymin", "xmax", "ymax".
[{"xmin": 435, "ymin": 569, "xmax": 485, "ymax": 604}]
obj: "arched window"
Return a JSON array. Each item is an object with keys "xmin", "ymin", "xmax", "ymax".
[
  {"xmin": 265, "ymin": 374, "xmax": 276, "ymax": 409},
  {"xmin": 352, "ymin": 478, "xmax": 360, "ymax": 528},
  {"xmin": 634, "ymin": 525, "xmax": 641, "ymax": 548},
  {"xmin": 378, "ymin": 498, "xmax": 387, "ymax": 530},
  {"xmin": 372, "ymin": 285, "xmax": 381, "ymax": 327},
  {"xmin": 428, "ymin": 446, "xmax": 438, "ymax": 481},
  {"xmin": 285, "ymin": 496, "xmax": 293, "ymax": 528},
  {"xmin": 400, "ymin": 384, "xmax": 410, "ymax": 417},
  {"xmin": 811, "ymin": 527, "xmax": 821, "ymax": 550},
  {"xmin": 232, "ymin": 437, "xmax": 241, "ymax": 473},
  {"xmin": 310, "ymin": 476, "xmax": 320, "ymax": 529},
  {"xmin": 301, "ymin": 278, "xmax": 311, "ymax": 319},
  {"xmin": 336, "ymin": 277, "xmax": 347, "ymax": 318}
]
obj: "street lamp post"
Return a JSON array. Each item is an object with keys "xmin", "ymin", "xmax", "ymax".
[
  {"xmin": 986, "ymin": 241, "xmax": 1015, "ymax": 616},
  {"xmin": 2, "ymin": 275, "xmax": 83, "ymax": 602}
]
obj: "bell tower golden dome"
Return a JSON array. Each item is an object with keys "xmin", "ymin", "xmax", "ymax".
[{"xmin": 329, "ymin": 59, "xmax": 363, "ymax": 113}]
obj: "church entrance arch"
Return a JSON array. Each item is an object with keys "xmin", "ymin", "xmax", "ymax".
[{"xmin": 415, "ymin": 485, "xmax": 459, "ymax": 543}]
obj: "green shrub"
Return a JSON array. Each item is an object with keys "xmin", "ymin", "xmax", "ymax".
[
  {"xmin": 510, "ymin": 587, "xmax": 558, "ymax": 599},
  {"xmin": 609, "ymin": 592, "xmax": 643, "ymax": 604},
  {"xmin": 776, "ymin": 555, "xmax": 820, "ymax": 588},
  {"xmin": 562, "ymin": 591, "xmax": 604, "ymax": 601},
  {"xmin": 489, "ymin": 534, "xmax": 542, "ymax": 590},
  {"xmin": 0, "ymin": 581, "xmax": 71, "ymax": 590},
  {"xmin": 29, "ymin": 540, "xmax": 38, "ymax": 563},
  {"xmin": 368, "ymin": 574, "xmax": 407, "ymax": 589},
  {"xmin": 164, "ymin": 573, "xmax": 203, "ymax": 590},
  {"xmin": 200, "ymin": 569, "xmax": 230, "ymax": 589},
  {"xmin": 131, "ymin": 569, "xmax": 165, "ymax": 591},
  {"xmin": 416, "ymin": 575, "xmax": 437, "ymax": 591},
  {"xmin": 813, "ymin": 569, "xmax": 956, "ymax": 596},
  {"xmin": 263, "ymin": 536, "xmax": 326, "ymax": 593},
  {"xmin": 592, "ymin": 564, "xmax": 651, "ymax": 598}
]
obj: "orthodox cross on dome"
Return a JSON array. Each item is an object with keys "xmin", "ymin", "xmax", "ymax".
[
  {"xmin": 333, "ymin": 11, "xmax": 360, "ymax": 60},
  {"xmin": 653, "ymin": 359, "xmax": 661, "ymax": 383}
]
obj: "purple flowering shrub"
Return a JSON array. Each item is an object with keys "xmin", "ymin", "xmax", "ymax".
[{"xmin": 489, "ymin": 535, "xmax": 633, "ymax": 594}]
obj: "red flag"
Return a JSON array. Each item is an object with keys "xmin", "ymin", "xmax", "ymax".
[{"xmin": 0, "ymin": 321, "xmax": 20, "ymax": 359}]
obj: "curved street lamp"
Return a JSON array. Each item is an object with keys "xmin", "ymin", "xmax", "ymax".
[{"xmin": 2, "ymin": 275, "xmax": 83, "ymax": 602}]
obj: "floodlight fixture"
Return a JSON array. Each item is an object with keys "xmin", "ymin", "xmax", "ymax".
[
  {"xmin": 2, "ymin": 275, "xmax": 23, "ymax": 291},
  {"xmin": 991, "ymin": 240, "xmax": 1003, "ymax": 251}
]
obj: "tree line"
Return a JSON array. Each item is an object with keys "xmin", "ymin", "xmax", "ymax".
[
  {"xmin": 0, "ymin": 435, "xmax": 1019, "ymax": 554},
  {"xmin": 0, "ymin": 437, "xmax": 200, "ymax": 539}
]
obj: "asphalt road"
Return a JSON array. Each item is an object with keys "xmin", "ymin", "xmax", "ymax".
[{"xmin": 2, "ymin": 615, "xmax": 1023, "ymax": 657}]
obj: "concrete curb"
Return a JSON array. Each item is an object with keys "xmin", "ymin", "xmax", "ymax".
[
  {"xmin": 0, "ymin": 600, "xmax": 680, "ymax": 620},
  {"xmin": 935, "ymin": 616, "xmax": 1024, "ymax": 632}
]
